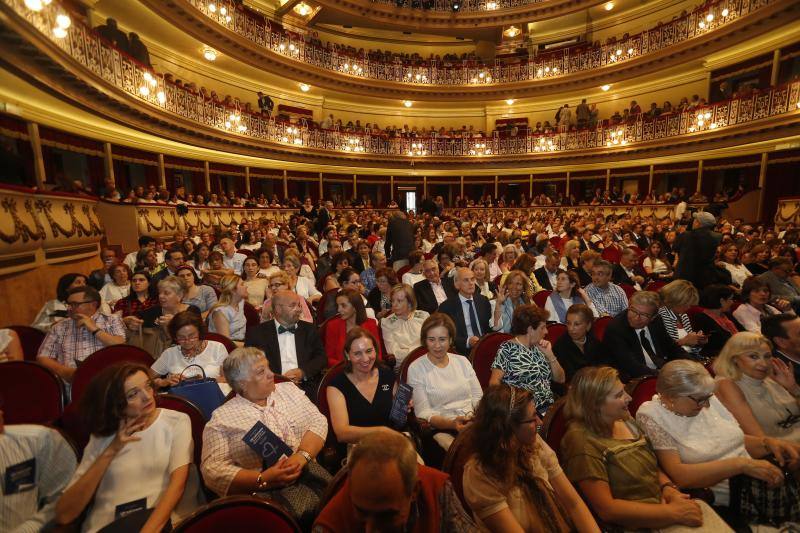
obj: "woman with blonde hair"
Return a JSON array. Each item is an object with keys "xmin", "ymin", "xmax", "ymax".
[
  {"xmin": 500, "ymin": 244, "xmax": 520, "ymax": 274},
  {"xmin": 657, "ymin": 280, "xmax": 708, "ymax": 357},
  {"xmin": 470, "ymin": 258, "xmax": 496, "ymax": 299},
  {"xmin": 380, "ymin": 284, "xmax": 429, "ymax": 370},
  {"xmin": 463, "ymin": 385, "xmax": 599, "ymax": 532},
  {"xmin": 560, "ymin": 240, "xmax": 581, "ymax": 271},
  {"xmin": 561, "ymin": 366, "xmax": 727, "ymax": 532},
  {"xmin": 714, "ymin": 332, "xmax": 800, "ymax": 445},
  {"xmin": 207, "ymin": 274, "xmax": 248, "ymax": 343},
  {"xmin": 492, "ymin": 270, "xmax": 533, "ymax": 333}
]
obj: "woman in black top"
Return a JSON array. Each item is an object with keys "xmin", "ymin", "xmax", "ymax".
[
  {"xmin": 691, "ymin": 284, "xmax": 742, "ymax": 357},
  {"xmin": 552, "ymin": 303, "xmax": 602, "ymax": 382},
  {"xmin": 326, "ymin": 327, "xmax": 398, "ymax": 449}
]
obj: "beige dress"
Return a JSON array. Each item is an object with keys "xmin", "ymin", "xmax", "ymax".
[{"xmin": 733, "ymin": 374, "xmax": 800, "ymax": 444}]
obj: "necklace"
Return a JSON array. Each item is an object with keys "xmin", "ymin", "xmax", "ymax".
[{"xmin": 657, "ymin": 396, "xmax": 692, "ymax": 418}]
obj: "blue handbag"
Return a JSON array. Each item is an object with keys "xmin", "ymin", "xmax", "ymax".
[{"xmin": 167, "ymin": 364, "xmax": 226, "ymax": 420}]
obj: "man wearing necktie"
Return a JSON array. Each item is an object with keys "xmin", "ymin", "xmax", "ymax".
[
  {"xmin": 601, "ymin": 291, "xmax": 689, "ymax": 380},
  {"xmin": 244, "ymin": 290, "xmax": 327, "ymax": 399},
  {"xmin": 437, "ymin": 268, "xmax": 492, "ymax": 355}
]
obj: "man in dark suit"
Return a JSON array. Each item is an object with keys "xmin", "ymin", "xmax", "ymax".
[
  {"xmin": 602, "ymin": 291, "xmax": 688, "ymax": 380},
  {"xmin": 533, "ymin": 252, "xmax": 560, "ymax": 291},
  {"xmin": 244, "ymin": 290, "xmax": 327, "ymax": 399},
  {"xmin": 152, "ymin": 248, "xmax": 184, "ymax": 284},
  {"xmin": 88, "ymin": 248, "xmax": 119, "ymax": 289},
  {"xmin": 636, "ymin": 225, "xmax": 657, "ymax": 250},
  {"xmin": 385, "ymin": 211, "xmax": 414, "ymax": 270},
  {"xmin": 612, "ymin": 248, "xmax": 647, "ymax": 290},
  {"xmin": 675, "ymin": 212, "xmax": 722, "ymax": 290},
  {"xmin": 578, "ymin": 228, "xmax": 596, "ymax": 252},
  {"xmin": 414, "ymin": 260, "xmax": 456, "ymax": 314},
  {"xmin": 762, "ymin": 313, "xmax": 800, "ymax": 384},
  {"xmin": 314, "ymin": 200, "xmax": 333, "ymax": 237},
  {"xmin": 437, "ymin": 268, "xmax": 492, "ymax": 355}
]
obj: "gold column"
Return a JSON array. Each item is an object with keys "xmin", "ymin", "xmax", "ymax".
[
  {"xmin": 318, "ymin": 172, "xmax": 323, "ymax": 199},
  {"xmin": 529, "ymin": 174, "xmax": 533, "ymax": 197},
  {"xmin": 605, "ymin": 168, "xmax": 611, "ymax": 191},
  {"xmin": 390, "ymin": 175, "xmax": 394, "ymax": 201},
  {"xmin": 494, "ymin": 175, "xmax": 498, "ymax": 198},
  {"xmin": 26, "ymin": 122, "xmax": 46, "ymax": 189},
  {"xmin": 203, "ymin": 161, "xmax": 210, "ymax": 192},
  {"xmin": 103, "ymin": 142, "xmax": 115, "ymax": 188},
  {"xmin": 353, "ymin": 173, "xmax": 357, "ymax": 198},
  {"xmin": 770, "ymin": 49, "xmax": 781, "ymax": 86},
  {"xmin": 565, "ymin": 171, "xmax": 570, "ymax": 197},
  {"xmin": 696, "ymin": 160, "xmax": 704, "ymax": 193},
  {"xmin": 756, "ymin": 153, "xmax": 769, "ymax": 222},
  {"xmin": 244, "ymin": 167, "xmax": 251, "ymax": 195},
  {"xmin": 282, "ymin": 169, "xmax": 288, "ymax": 199},
  {"xmin": 157, "ymin": 154, "xmax": 166, "ymax": 189},
  {"xmin": 460, "ymin": 175, "xmax": 464, "ymax": 198},
  {"xmin": 423, "ymin": 176, "xmax": 427, "ymax": 197},
  {"xmin": 648, "ymin": 165, "xmax": 654, "ymax": 194}
]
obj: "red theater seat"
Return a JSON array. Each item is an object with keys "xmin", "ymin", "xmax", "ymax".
[
  {"xmin": 70, "ymin": 344, "xmax": 154, "ymax": 404},
  {"xmin": 0, "ymin": 361, "xmax": 62, "ymax": 425},
  {"xmin": 204, "ymin": 332, "xmax": 237, "ymax": 353},
  {"xmin": 469, "ymin": 332, "xmax": 513, "ymax": 390},
  {"xmin": 547, "ymin": 323, "xmax": 567, "ymax": 345},
  {"xmin": 593, "ymin": 316, "xmax": 612, "ymax": 342},
  {"xmin": 627, "ymin": 376, "xmax": 658, "ymax": 416},
  {"xmin": 542, "ymin": 398, "xmax": 568, "ymax": 460},
  {"xmin": 398, "ymin": 346, "xmax": 428, "ymax": 384},
  {"xmin": 157, "ymin": 393, "xmax": 206, "ymax": 467},
  {"xmin": 7, "ymin": 325, "xmax": 45, "ymax": 361},
  {"xmin": 533, "ymin": 290, "xmax": 551, "ymax": 308},
  {"xmin": 173, "ymin": 496, "xmax": 300, "ymax": 533}
]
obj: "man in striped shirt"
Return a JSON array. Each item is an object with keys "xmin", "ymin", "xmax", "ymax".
[{"xmin": 585, "ymin": 260, "xmax": 629, "ymax": 317}]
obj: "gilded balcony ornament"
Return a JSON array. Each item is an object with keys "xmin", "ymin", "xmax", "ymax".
[
  {"xmin": 35, "ymin": 200, "xmax": 101, "ymax": 239},
  {"xmin": 0, "ymin": 198, "xmax": 47, "ymax": 244}
]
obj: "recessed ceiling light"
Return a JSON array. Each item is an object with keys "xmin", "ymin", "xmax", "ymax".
[
  {"xmin": 203, "ymin": 47, "xmax": 217, "ymax": 61},
  {"xmin": 504, "ymin": 26, "xmax": 521, "ymax": 38},
  {"xmin": 505, "ymin": 98, "xmax": 515, "ymax": 105},
  {"xmin": 56, "ymin": 14, "xmax": 71, "ymax": 29},
  {"xmin": 299, "ymin": 83, "xmax": 310, "ymax": 92},
  {"xmin": 294, "ymin": 2, "xmax": 312, "ymax": 16},
  {"xmin": 403, "ymin": 100, "xmax": 413, "ymax": 108},
  {"xmin": 604, "ymin": 1, "xmax": 614, "ymax": 10},
  {"xmin": 601, "ymin": 84, "xmax": 611, "ymax": 91}
]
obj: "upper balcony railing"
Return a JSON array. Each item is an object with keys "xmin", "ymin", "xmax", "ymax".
[
  {"xmin": 368, "ymin": 0, "xmax": 541, "ymax": 13},
  {"xmin": 186, "ymin": 0, "xmax": 771, "ymax": 86},
  {"xmin": 4, "ymin": 0, "xmax": 800, "ymax": 161}
]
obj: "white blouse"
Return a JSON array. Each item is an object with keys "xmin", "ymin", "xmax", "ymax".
[
  {"xmin": 294, "ymin": 276, "xmax": 322, "ymax": 301},
  {"xmin": 406, "ymin": 353, "xmax": 483, "ymax": 422},
  {"xmin": 402, "ymin": 271, "xmax": 425, "ymax": 288},
  {"xmin": 733, "ymin": 303, "xmax": 781, "ymax": 333},
  {"xmin": 380, "ymin": 311, "xmax": 429, "ymax": 364},
  {"xmin": 543, "ymin": 294, "xmax": 599, "ymax": 324},
  {"xmin": 151, "ymin": 340, "xmax": 229, "ymax": 380},
  {"xmin": 99, "ymin": 283, "xmax": 130, "ymax": 309},
  {"xmin": 723, "ymin": 262, "xmax": 751, "ymax": 288},
  {"xmin": 642, "ymin": 257, "xmax": 669, "ymax": 274}
]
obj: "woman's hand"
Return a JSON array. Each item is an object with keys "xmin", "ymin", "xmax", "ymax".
[
  {"xmin": 742, "ymin": 458, "xmax": 784, "ymax": 487},
  {"xmin": 109, "ymin": 416, "xmax": 147, "ymax": 454},
  {"xmin": 455, "ymin": 415, "xmax": 473, "ymax": 433},
  {"xmin": 577, "ymin": 287, "xmax": 590, "ymax": 303},
  {"xmin": 773, "ymin": 299, "xmax": 793, "ymax": 312},
  {"xmin": 262, "ymin": 457, "xmax": 303, "ymax": 489},
  {"xmin": 537, "ymin": 339, "xmax": 554, "ymax": 358},
  {"xmin": 123, "ymin": 315, "xmax": 143, "ymax": 330},
  {"xmin": 771, "ymin": 358, "xmax": 800, "ymax": 395},
  {"xmin": 497, "ymin": 285, "xmax": 508, "ymax": 305},
  {"xmin": 764, "ymin": 437, "xmax": 800, "ymax": 468},
  {"xmin": 665, "ymin": 497, "xmax": 703, "ymax": 527},
  {"xmin": 156, "ymin": 314, "xmax": 174, "ymax": 327},
  {"xmin": 678, "ymin": 332, "xmax": 705, "ymax": 347}
]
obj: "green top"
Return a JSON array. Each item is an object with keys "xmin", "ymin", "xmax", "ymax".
[{"xmin": 560, "ymin": 420, "xmax": 661, "ymax": 504}]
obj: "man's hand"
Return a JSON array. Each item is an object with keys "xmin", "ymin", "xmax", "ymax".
[
  {"xmin": 468, "ymin": 336, "xmax": 480, "ymax": 347},
  {"xmin": 74, "ymin": 313, "xmax": 97, "ymax": 332},
  {"xmin": 283, "ymin": 368, "xmax": 305, "ymax": 383}
]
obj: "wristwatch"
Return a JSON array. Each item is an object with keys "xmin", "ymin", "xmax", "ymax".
[{"xmin": 297, "ymin": 450, "xmax": 313, "ymax": 464}]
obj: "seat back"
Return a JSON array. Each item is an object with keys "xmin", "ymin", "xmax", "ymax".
[
  {"xmin": 592, "ymin": 316, "xmax": 612, "ymax": 342},
  {"xmin": 645, "ymin": 280, "xmax": 667, "ymax": 292},
  {"xmin": 618, "ymin": 283, "xmax": 637, "ymax": 299},
  {"xmin": 541, "ymin": 397, "xmax": 568, "ymax": 460},
  {"xmin": 442, "ymin": 425, "xmax": 476, "ymax": 513},
  {"xmin": 243, "ymin": 302, "xmax": 260, "ymax": 327},
  {"xmin": 398, "ymin": 346, "xmax": 429, "ymax": 384},
  {"xmin": 0, "ymin": 361, "xmax": 62, "ymax": 425},
  {"xmin": 204, "ymin": 333, "xmax": 237, "ymax": 353},
  {"xmin": 316, "ymin": 289, "xmax": 339, "ymax": 324},
  {"xmin": 546, "ymin": 323, "xmax": 567, "ymax": 345},
  {"xmin": 687, "ymin": 306, "xmax": 705, "ymax": 330},
  {"xmin": 532, "ymin": 290, "xmax": 551, "ymax": 308},
  {"xmin": 396, "ymin": 265, "xmax": 411, "ymax": 279},
  {"xmin": 316, "ymin": 361, "xmax": 347, "ymax": 424},
  {"xmin": 469, "ymin": 332, "xmax": 514, "ymax": 390},
  {"xmin": 601, "ymin": 246, "xmax": 621, "ymax": 263},
  {"xmin": 157, "ymin": 393, "xmax": 207, "ymax": 467},
  {"xmin": 627, "ymin": 376, "xmax": 658, "ymax": 416},
  {"xmin": 70, "ymin": 344, "xmax": 154, "ymax": 404},
  {"xmin": 173, "ymin": 496, "xmax": 300, "ymax": 533},
  {"xmin": 7, "ymin": 325, "xmax": 45, "ymax": 361}
]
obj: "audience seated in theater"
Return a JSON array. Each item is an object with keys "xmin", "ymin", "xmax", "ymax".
[
  {"xmin": 324, "ymin": 288, "xmax": 382, "ymax": 368},
  {"xmin": 207, "ymin": 275, "xmax": 248, "ymax": 343},
  {"xmin": 585, "ymin": 260, "xmax": 629, "ymax": 317},
  {"xmin": 245, "ymin": 290, "xmax": 326, "ymax": 398},
  {"xmin": 733, "ymin": 277, "xmax": 791, "ymax": 333},
  {"xmin": 692, "ymin": 284, "xmax": 741, "ymax": 357},
  {"xmin": 762, "ymin": 314, "xmax": 800, "ymax": 383},
  {"xmin": 56, "ymin": 363, "xmax": 198, "ymax": 532},
  {"xmin": 745, "ymin": 244, "xmax": 771, "ymax": 276},
  {"xmin": 31, "ymin": 273, "xmax": 89, "ymax": 333},
  {"xmin": 88, "ymin": 248, "xmax": 118, "ymax": 290},
  {"xmin": 152, "ymin": 248, "xmax": 185, "ymax": 284},
  {"xmin": 553, "ymin": 304, "xmax": 603, "ymax": 381},
  {"xmin": 463, "ymin": 385, "xmax": 600, "ymax": 532},
  {"xmin": 360, "ymin": 251, "xmax": 387, "ymax": 293},
  {"xmin": 642, "ymin": 241, "xmax": 674, "ymax": 281},
  {"xmin": 327, "ymin": 327, "xmax": 406, "ymax": 447},
  {"xmin": 576, "ymin": 250, "xmax": 599, "ymax": 287},
  {"xmin": 714, "ymin": 332, "xmax": 800, "ymax": 446},
  {"xmin": 413, "ymin": 260, "xmax": 456, "ymax": 315},
  {"xmin": 313, "ymin": 430, "xmax": 477, "ymax": 532},
  {"xmin": 401, "ymin": 250, "xmax": 426, "ymax": 288},
  {"xmin": 492, "ymin": 270, "xmax": 533, "ymax": 333},
  {"xmin": 717, "ymin": 243, "xmax": 751, "ymax": 288},
  {"xmin": 37, "ymin": 285, "xmax": 125, "ymax": 393},
  {"xmin": 380, "ymin": 284, "xmax": 429, "ymax": 370},
  {"xmin": 438, "ymin": 268, "xmax": 492, "ymax": 354},
  {"xmin": 0, "ymin": 327, "xmax": 23, "ymax": 362},
  {"xmin": 113, "ymin": 270, "xmax": 158, "ymax": 317},
  {"xmin": 175, "ymin": 264, "xmax": 217, "ymax": 316},
  {"xmin": 674, "ymin": 212, "xmax": 722, "ymax": 290},
  {"xmin": 560, "ymin": 366, "xmax": 725, "ymax": 531},
  {"xmin": 351, "ymin": 240, "xmax": 373, "ymax": 274},
  {"xmin": 612, "ymin": 247, "xmax": 647, "ymax": 290},
  {"xmin": 256, "ymin": 247, "xmax": 280, "ymax": 279},
  {"xmin": 758, "ymin": 257, "xmax": 800, "ymax": 312},
  {"xmin": 636, "ymin": 360, "xmax": 800, "ymax": 526},
  {"xmin": 338, "ymin": 268, "xmax": 376, "ymax": 320},
  {"xmin": 499, "ymin": 244, "xmax": 521, "ymax": 275},
  {"xmin": 533, "ymin": 251, "xmax": 560, "ymax": 291},
  {"xmin": 199, "ymin": 251, "xmax": 230, "ymax": 290},
  {"xmin": 322, "ymin": 252, "xmax": 352, "ymax": 292},
  {"xmin": 490, "ymin": 305, "xmax": 564, "ymax": 414},
  {"xmin": 151, "ymin": 311, "xmax": 229, "ymax": 389},
  {"xmin": 502, "ymin": 254, "xmax": 543, "ymax": 294},
  {"xmin": 201, "ymin": 348, "xmax": 330, "ymax": 529},
  {"xmin": 602, "ymin": 291, "xmax": 687, "ymax": 380},
  {"xmin": 135, "ymin": 247, "xmax": 164, "ymax": 278},
  {"xmin": 260, "ymin": 271, "xmax": 314, "ymax": 323},
  {"xmin": 560, "ymin": 241, "xmax": 581, "ymax": 272},
  {"xmin": 544, "ymin": 270, "xmax": 598, "ymax": 324},
  {"xmin": 240, "ymin": 257, "xmax": 268, "ymax": 311},
  {"xmin": 366, "ymin": 267, "xmax": 396, "ymax": 320},
  {"xmin": 407, "ymin": 313, "xmax": 483, "ymax": 451},
  {"xmin": 470, "ymin": 258, "xmax": 496, "ymax": 300},
  {"xmin": 218, "ymin": 236, "xmax": 247, "ymax": 276},
  {"xmin": 480, "ymin": 242, "xmax": 503, "ymax": 280},
  {"xmin": 657, "ymin": 280, "xmax": 707, "ymax": 358},
  {"xmin": 282, "ymin": 250, "xmax": 318, "ymax": 294},
  {"xmin": 98, "ymin": 263, "xmax": 131, "ymax": 310}
]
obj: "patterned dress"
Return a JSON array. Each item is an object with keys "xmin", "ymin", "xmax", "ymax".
[{"xmin": 491, "ymin": 339, "xmax": 554, "ymax": 413}]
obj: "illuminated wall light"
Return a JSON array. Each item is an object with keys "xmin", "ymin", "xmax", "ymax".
[
  {"xmin": 157, "ymin": 91, "xmax": 166, "ymax": 104},
  {"xmin": 53, "ymin": 26, "xmax": 67, "ymax": 38},
  {"xmin": 504, "ymin": 26, "xmax": 521, "ymax": 38},
  {"xmin": 403, "ymin": 100, "xmax": 412, "ymax": 108},
  {"xmin": 225, "ymin": 15, "xmax": 231, "ymax": 22},
  {"xmin": 139, "ymin": 85, "xmax": 150, "ymax": 96},
  {"xmin": 709, "ymin": 123, "xmax": 718, "ymax": 129},
  {"xmin": 486, "ymin": 1, "xmax": 497, "ymax": 9},
  {"xmin": 706, "ymin": 13, "xmax": 713, "ymax": 21},
  {"xmin": 601, "ymin": 84, "xmax": 611, "ymax": 91},
  {"xmin": 615, "ymin": 49, "xmax": 622, "ymax": 56},
  {"xmin": 203, "ymin": 47, "xmax": 217, "ymax": 61},
  {"xmin": 299, "ymin": 83, "xmax": 310, "ymax": 92},
  {"xmin": 721, "ymin": 8, "xmax": 729, "ymax": 16},
  {"xmin": 25, "ymin": 0, "xmax": 44, "ymax": 10},
  {"xmin": 698, "ymin": 21, "xmax": 706, "ymax": 29},
  {"xmin": 219, "ymin": 6, "xmax": 227, "ymax": 15},
  {"xmin": 294, "ymin": 2, "xmax": 312, "ymax": 16},
  {"xmin": 288, "ymin": 44, "xmax": 296, "ymax": 52},
  {"xmin": 56, "ymin": 14, "xmax": 71, "ymax": 29},
  {"xmin": 505, "ymin": 98, "xmax": 515, "ymax": 105},
  {"xmin": 627, "ymin": 48, "xmax": 634, "ymax": 55},
  {"xmin": 604, "ymin": 1, "xmax": 614, "ymax": 10}
]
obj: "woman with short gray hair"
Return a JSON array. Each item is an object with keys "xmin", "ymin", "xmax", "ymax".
[
  {"xmin": 202, "ymin": 347, "xmax": 331, "ymax": 529},
  {"xmin": 636, "ymin": 360, "xmax": 800, "ymax": 525}
]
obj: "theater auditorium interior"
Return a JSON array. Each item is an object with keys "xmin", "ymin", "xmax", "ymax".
[{"xmin": 1, "ymin": 0, "xmax": 800, "ymax": 530}]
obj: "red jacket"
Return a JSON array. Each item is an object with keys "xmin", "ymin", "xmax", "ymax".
[{"xmin": 324, "ymin": 316, "xmax": 382, "ymax": 367}]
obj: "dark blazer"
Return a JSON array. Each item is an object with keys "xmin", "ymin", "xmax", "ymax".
[
  {"xmin": 151, "ymin": 267, "xmax": 177, "ymax": 285},
  {"xmin": 88, "ymin": 268, "xmax": 109, "ymax": 290},
  {"xmin": 577, "ymin": 267, "xmax": 593, "ymax": 288},
  {"xmin": 602, "ymin": 312, "xmax": 688, "ymax": 380},
  {"xmin": 414, "ymin": 277, "xmax": 456, "ymax": 314},
  {"xmin": 552, "ymin": 332, "xmax": 603, "ymax": 381},
  {"xmin": 675, "ymin": 227, "xmax": 722, "ymax": 289},
  {"xmin": 774, "ymin": 350, "xmax": 800, "ymax": 384},
  {"xmin": 244, "ymin": 320, "xmax": 327, "ymax": 398},
  {"xmin": 385, "ymin": 216, "xmax": 414, "ymax": 263},
  {"xmin": 437, "ymin": 292, "xmax": 492, "ymax": 356},
  {"xmin": 612, "ymin": 263, "xmax": 646, "ymax": 287},
  {"xmin": 533, "ymin": 267, "xmax": 557, "ymax": 291},
  {"xmin": 691, "ymin": 311, "xmax": 741, "ymax": 357},
  {"xmin": 636, "ymin": 235, "xmax": 653, "ymax": 250}
]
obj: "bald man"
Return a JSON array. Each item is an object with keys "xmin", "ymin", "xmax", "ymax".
[
  {"xmin": 437, "ymin": 268, "xmax": 492, "ymax": 355},
  {"xmin": 244, "ymin": 290, "xmax": 327, "ymax": 399}
]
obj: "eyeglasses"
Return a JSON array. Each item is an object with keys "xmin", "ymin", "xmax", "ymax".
[
  {"xmin": 687, "ymin": 393, "xmax": 713, "ymax": 405},
  {"xmin": 777, "ymin": 409, "xmax": 800, "ymax": 429},
  {"xmin": 175, "ymin": 334, "xmax": 200, "ymax": 343},
  {"xmin": 66, "ymin": 300, "xmax": 94, "ymax": 307},
  {"xmin": 629, "ymin": 308, "xmax": 655, "ymax": 320}
]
